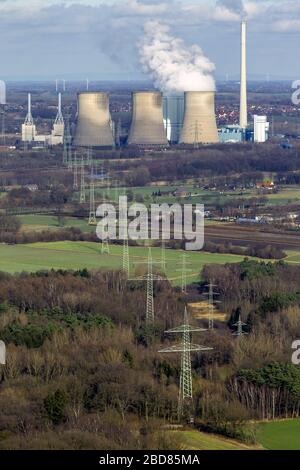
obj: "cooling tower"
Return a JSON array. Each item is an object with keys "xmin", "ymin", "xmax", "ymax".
[
  {"xmin": 128, "ymin": 92, "xmax": 169, "ymax": 146},
  {"xmin": 179, "ymin": 91, "xmax": 219, "ymax": 145},
  {"xmin": 239, "ymin": 21, "xmax": 248, "ymax": 129},
  {"xmin": 73, "ymin": 92, "xmax": 114, "ymax": 148}
]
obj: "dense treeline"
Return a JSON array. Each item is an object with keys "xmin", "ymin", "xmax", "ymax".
[
  {"xmin": 201, "ymin": 259, "xmax": 300, "ymax": 421},
  {"xmin": 229, "ymin": 363, "xmax": 300, "ymax": 420},
  {"xmin": 116, "ymin": 144, "xmax": 300, "ymax": 182},
  {"xmin": 0, "ymin": 261, "xmax": 299, "ymax": 449}
]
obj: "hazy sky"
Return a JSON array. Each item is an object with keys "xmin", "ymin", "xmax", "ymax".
[{"xmin": 0, "ymin": 0, "xmax": 299, "ymax": 80}]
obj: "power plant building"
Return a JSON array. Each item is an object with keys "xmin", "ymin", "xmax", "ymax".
[
  {"xmin": 21, "ymin": 93, "xmax": 64, "ymax": 146},
  {"xmin": 179, "ymin": 91, "xmax": 219, "ymax": 145},
  {"xmin": 254, "ymin": 115, "xmax": 269, "ymax": 143},
  {"xmin": 73, "ymin": 92, "xmax": 114, "ymax": 148},
  {"xmin": 128, "ymin": 92, "xmax": 169, "ymax": 146},
  {"xmin": 163, "ymin": 95, "xmax": 184, "ymax": 144},
  {"xmin": 218, "ymin": 125, "xmax": 245, "ymax": 143}
]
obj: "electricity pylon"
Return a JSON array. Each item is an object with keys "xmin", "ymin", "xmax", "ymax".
[
  {"xmin": 119, "ymin": 202, "xmax": 130, "ymax": 277},
  {"xmin": 122, "ymin": 237, "xmax": 130, "ymax": 277},
  {"xmin": 88, "ymin": 163, "xmax": 97, "ymax": 226},
  {"xmin": 146, "ymin": 247, "xmax": 154, "ymax": 326},
  {"xmin": 99, "ymin": 165, "xmax": 108, "ymax": 201},
  {"xmin": 87, "ymin": 147, "xmax": 93, "ymax": 166},
  {"xmin": 232, "ymin": 314, "xmax": 248, "ymax": 337},
  {"xmin": 115, "ymin": 118, "xmax": 122, "ymax": 147},
  {"xmin": 73, "ymin": 152, "xmax": 78, "ymax": 190},
  {"xmin": 161, "ymin": 239, "xmax": 166, "ymax": 272},
  {"xmin": 159, "ymin": 307, "xmax": 213, "ymax": 421},
  {"xmin": 80, "ymin": 155, "xmax": 86, "ymax": 203},
  {"xmin": 101, "ymin": 239, "xmax": 110, "ymax": 255},
  {"xmin": 194, "ymin": 120, "xmax": 200, "ymax": 150},
  {"xmin": 63, "ymin": 113, "xmax": 72, "ymax": 167},
  {"xmin": 106, "ymin": 170, "xmax": 111, "ymax": 201},
  {"xmin": 204, "ymin": 281, "xmax": 220, "ymax": 330},
  {"xmin": 114, "ymin": 180, "xmax": 119, "ymax": 203},
  {"xmin": 177, "ymin": 252, "xmax": 193, "ymax": 294},
  {"xmin": 131, "ymin": 246, "xmax": 166, "ymax": 325},
  {"xmin": 0, "ymin": 106, "xmax": 6, "ymax": 146}
]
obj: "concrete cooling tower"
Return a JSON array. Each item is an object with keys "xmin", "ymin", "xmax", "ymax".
[
  {"xmin": 128, "ymin": 92, "xmax": 169, "ymax": 146},
  {"xmin": 73, "ymin": 92, "xmax": 114, "ymax": 148},
  {"xmin": 179, "ymin": 91, "xmax": 219, "ymax": 145}
]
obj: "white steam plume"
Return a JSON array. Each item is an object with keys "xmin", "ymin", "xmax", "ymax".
[
  {"xmin": 139, "ymin": 21, "xmax": 216, "ymax": 93},
  {"xmin": 216, "ymin": 0, "xmax": 247, "ymax": 19}
]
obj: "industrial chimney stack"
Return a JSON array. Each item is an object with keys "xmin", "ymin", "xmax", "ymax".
[
  {"xmin": 74, "ymin": 92, "xmax": 114, "ymax": 148},
  {"xmin": 239, "ymin": 21, "xmax": 248, "ymax": 129},
  {"xmin": 22, "ymin": 93, "xmax": 36, "ymax": 142},
  {"xmin": 128, "ymin": 92, "xmax": 168, "ymax": 146},
  {"xmin": 179, "ymin": 91, "xmax": 219, "ymax": 145}
]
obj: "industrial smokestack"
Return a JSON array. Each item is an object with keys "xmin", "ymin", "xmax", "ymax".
[
  {"xmin": 74, "ymin": 92, "xmax": 114, "ymax": 148},
  {"xmin": 22, "ymin": 93, "xmax": 36, "ymax": 142},
  {"xmin": 128, "ymin": 92, "xmax": 168, "ymax": 146},
  {"xmin": 179, "ymin": 91, "xmax": 219, "ymax": 145},
  {"xmin": 239, "ymin": 21, "xmax": 248, "ymax": 129}
]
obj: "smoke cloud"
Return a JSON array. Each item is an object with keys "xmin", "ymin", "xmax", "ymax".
[
  {"xmin": 139, "ymin": 21, "xmax": 216, "ymax": 92},
  {"xmin": 216, "ymin": 0, "xmax": 247, "ymax": 19}
]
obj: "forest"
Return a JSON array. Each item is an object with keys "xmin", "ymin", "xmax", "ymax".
[{"xmin": 0, "ymin": 258, "xmax": 299, "ymax": 449}]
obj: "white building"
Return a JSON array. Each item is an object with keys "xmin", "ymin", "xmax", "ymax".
[
  {"xmin": 22, "ymin": 93, "xmax": 64, "ymax": 146},
  {"xmin": 254, "ymin": 115, "xmax": 269, "ymax": 143}
]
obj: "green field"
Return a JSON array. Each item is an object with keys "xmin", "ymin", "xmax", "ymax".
[
  {"xmin": 171, "ymin": 430, "xmax": 259, "ymax": 451},
  {"xmin": 0, "ymin": 241, "xmax": 254, "ymax": 285},
  {"xmin": 18, "ymin": 215, "xmax": 95, "ymax": 233},
  {"xmin": 257, "ymin": 420, "xmax": 300, "ymax": 450}
]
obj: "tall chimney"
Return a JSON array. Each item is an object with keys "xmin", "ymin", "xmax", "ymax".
[
  {"xmin": 74, "ymin": 92, "xmax": 114, "ymax": 148},
  {"xmin": 128, "ymin": 92, "xmax": 168, "ymax": 146},
  {"xmin": 239, "ymin": 21, "xmax": 248, "ymax": 129},
  {"xmin": 179, "ymin": 91, "xmax": 219, "ymax": 145}
]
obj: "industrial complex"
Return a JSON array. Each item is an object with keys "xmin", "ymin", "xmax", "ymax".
[{"xmin": 20, "ymin": 21, "xmax": 269, "ymax": 149}]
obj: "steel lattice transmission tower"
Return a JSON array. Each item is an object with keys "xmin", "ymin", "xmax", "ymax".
[
  {"xmin": 161, "ymin": 239, "xmax": 166, "ymax": 272},
  {"xmin": 80, "ymin": 155, "xmax": 86, "ymax": 203},
  {"xmin": 120, "ymin": 205, "xmax": 130, "ymax": 277},
  {"xmin": 131, "ymin": 246, "xmax": 166, "ymax": 325},
  {"xmin": 232, "ymin": 314, "xmax": 248, "ymax": 337},
  {"xmin": 0, "ymin": 106, "xmax": 6, "ymax": 146},
  {"xmin": 204, "ymin": 281, "xmax": 220, "ymax": 330},
  {"xmin": 73, "ymin": 152, "xmax": 78, "ymax": 190},
  {"xmin": 177, "ymin": 252, "xmax": 192, "ymax": 295},
  {"xmin": 194, "ymin": 120, "xmax": 200, "ymax": 150},
  {"xmin": 122, "ymin": 237, "xmax": 130, "ymax": 277},
  {"xmin": 106, "ymin": 170, "xmax": 111, "ymax": 201},
  {"xmin": 159, "ymin": 307, "xmax": 213, "ymax": 421},
  {"xmin": 87, "ymin": 147, "xmax": 93, "ymax": 166},
  {"xmin": 146, "ymin": 247, "xmax": 155, "ymax": 326},
  {"xmin": 101, "ymin": 239, "xmax": 110, "ymax": 255},
  {"xmin": 63, "ymin": 113, "xmax": 72, "ymax": 167},
  {"xmin": 88, "ymin": 163, "xmax": 97, "ymax": 226}
]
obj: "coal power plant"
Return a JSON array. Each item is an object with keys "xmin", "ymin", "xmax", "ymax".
[
  {"xmin": 20, "ymin": 22, "xmax": 254, "ymax": 150},
  {"xmin": 128, "ymin": 92, "xmax": 169, "ymax": 147},
  {"xmin": 72, "ymin": 90, "xmax": 219, "ymax": 148},
  {"xmin": 179, "ymin": 91, "xmax": 219, "ymax": 145},
  {"xmin": 73, "ymin": 92, "xmax": 114, "ymax": 148}
]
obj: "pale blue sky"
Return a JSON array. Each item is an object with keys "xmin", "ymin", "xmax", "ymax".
[{"xmin": 0, "ymin": 0, "xmax": 299, "ymax": 80}]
